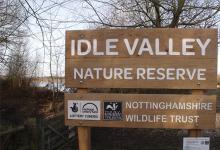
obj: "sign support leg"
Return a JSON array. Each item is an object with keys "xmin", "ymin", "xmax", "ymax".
[
  {"xmin": 78, "ymin": 127, "xmax": 91, "ymax": 150},
  {"xmin": 77, "ymin": 88, "xmax": 91, "ymax": 150},
  {"xmin": 189, "ymin": 90, "xmax": 203, "ymax": 137}
]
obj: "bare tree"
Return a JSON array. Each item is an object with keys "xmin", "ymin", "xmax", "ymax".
[
  {"xmin": 0, "ymin": 0, "xmax": 41, "ymax": 89},
  {"xmin": 82, "ymin": 0, "xmax": 220, "ymax": 28},
  {"xmin": 0, "ymin": 0, "xmax": 28, "ymax": 72},
  {"xmin": 6, "ymin": 38, "xmax": 38, "ymax": 88}
]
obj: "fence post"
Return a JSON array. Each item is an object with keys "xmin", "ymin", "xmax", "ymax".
[
  {"xmin": 25, "ymin": 118, "xmax": 39, "ymax": 150},
  {"xmin": 36, "ymin": 115, "xmax": 45, "ymax": 150}
]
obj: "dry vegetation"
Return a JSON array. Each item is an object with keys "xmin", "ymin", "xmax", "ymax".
[{"xmin": 0, "ymin": 78, "xmax": 63, "ymax": 130}]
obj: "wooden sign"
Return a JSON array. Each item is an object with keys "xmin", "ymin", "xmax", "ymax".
[
  {"xmin": 65, "ymin": 93, "xmax": 216, "ymax": 129},
  {"xmin": 65, "ymin": 28, "xmax": 217, "ymax": 89}
]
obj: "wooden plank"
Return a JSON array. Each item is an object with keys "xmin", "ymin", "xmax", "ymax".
[
  {"xmin": 65, "ymin": 28, "xmax": 217, "ymax": 89},
  {"xmin": 0, "ymin": 126, "xmax": 25, "ymax": 136},
  {"xmin": 65, "ymin": 58, "xmax": 216, "ymax": 89},
  {"xmin": 66, "ymin": 28, "xmax": 217, "ymax": 59},
  {"xmin": 64, "ymin": 93, "xmax": 216, "ymax": 129}
]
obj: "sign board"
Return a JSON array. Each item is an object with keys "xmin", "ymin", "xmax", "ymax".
[
  {"xmin": 65, "ymin": 93, "xmax": 216, "ymax": 129},
  {"xmin": 183, "ymin": 137, "xmax": 210, "ymax": 150},
  {"xmin": 65, "ymin": 28, "xmax": 217, "ymax": 89}
]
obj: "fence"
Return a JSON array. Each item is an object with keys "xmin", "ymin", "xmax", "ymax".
[{"xmin": 0, "ymin": 113, "xmax": 77, "ymax": 150}]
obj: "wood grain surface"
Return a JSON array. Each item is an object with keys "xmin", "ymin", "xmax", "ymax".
[
  {"xmin": 65, "ymin": 93, "xmax": 216, "ymax": 129},
  {"xmin": 65, "ymin": 28, "xmax": 217, "ymax": 89}
]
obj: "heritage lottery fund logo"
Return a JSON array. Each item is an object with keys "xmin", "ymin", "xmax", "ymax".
[
  {"xmin": 68, "ymin": 100, "xmax": 100, "ymax": 120},
  {"xmin": 104, "ymin": 102, "xmax": 122, "ymax": 120}
]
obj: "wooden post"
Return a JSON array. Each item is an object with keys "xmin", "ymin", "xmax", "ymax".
[
  {"xmin": 78, "ymin": 127, "xmax": 91, "ymax": 150},
  {"xmin": 36, "ymin": 115, "xmax": 45, "ymax": 150},
  {"xmin": 77, "ymin": 88, "xmax": 91, "ymax": 150},
  {"xmin": 189, "ymin": 90, "xmax": 203, "ymax": 137}
]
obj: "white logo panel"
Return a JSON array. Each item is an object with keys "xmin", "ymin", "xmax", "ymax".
[{"xmin": 68, "ymin": 100, "xmax": 100, "ymax": 120}]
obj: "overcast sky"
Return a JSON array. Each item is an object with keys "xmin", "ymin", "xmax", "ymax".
[{"xmin": 27, "ymin": 0, "xmax": 220, "ymax": 77}]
